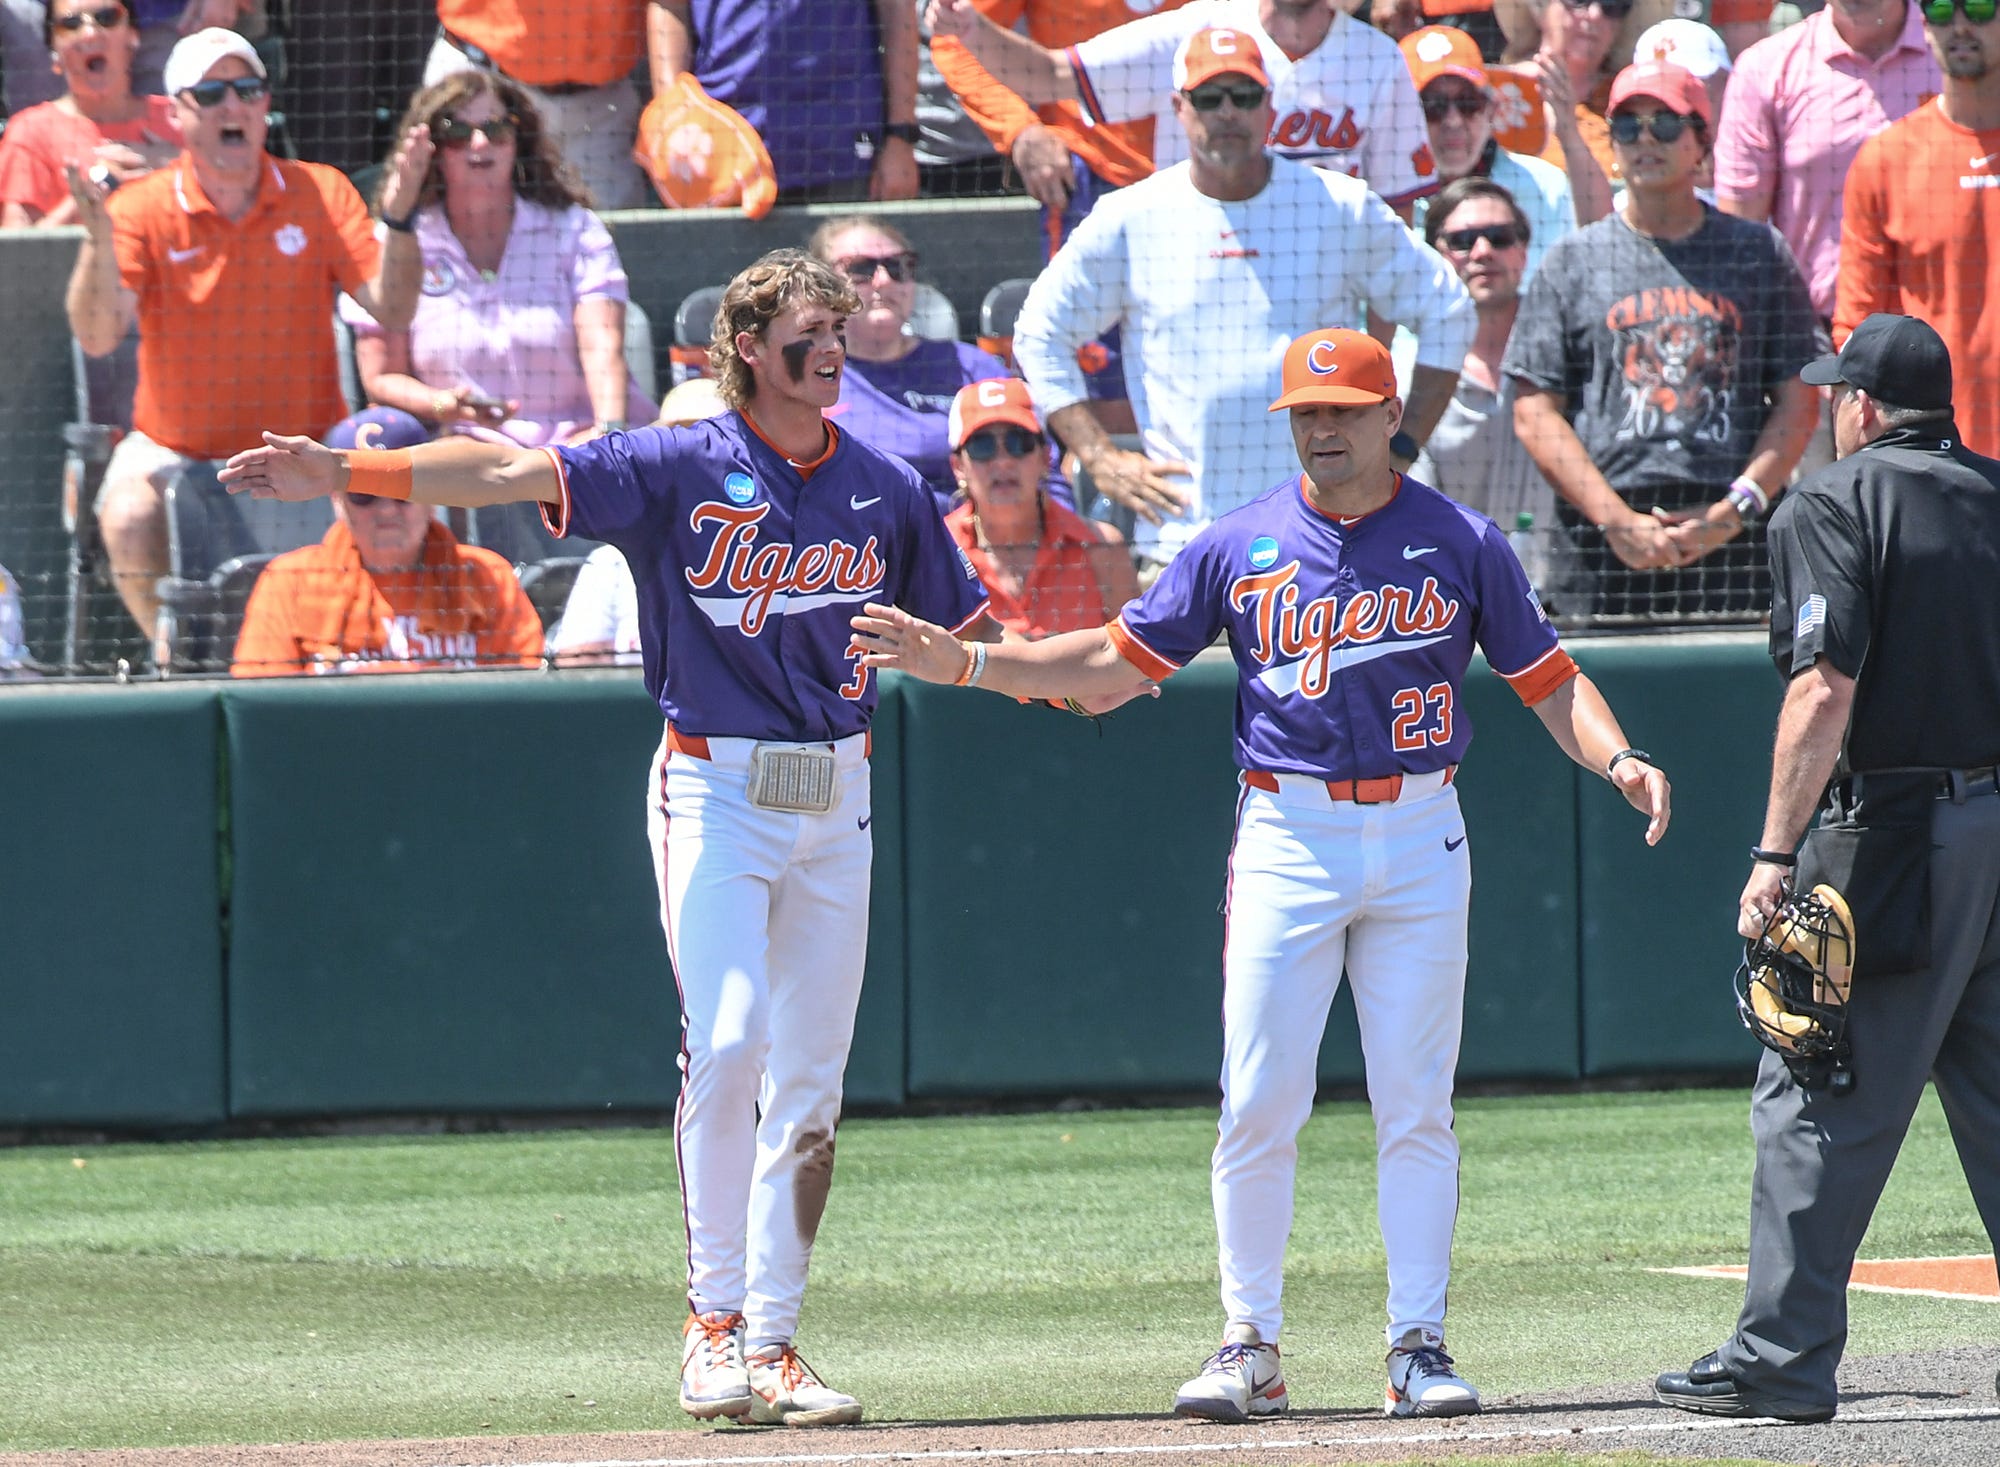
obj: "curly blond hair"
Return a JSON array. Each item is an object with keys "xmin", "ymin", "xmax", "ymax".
[{"xmin": 709, "ymin": 250, "xmax": 862, "ymax": 409}]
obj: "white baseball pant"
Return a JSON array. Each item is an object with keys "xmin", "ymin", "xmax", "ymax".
[
  {"xmin": 1214, "ymin": 769, "xmax": 1471, "ymax": 1348},
  {"xmin": 647, "ymin": 726, "xmax": 873, "ymax": 1346}
]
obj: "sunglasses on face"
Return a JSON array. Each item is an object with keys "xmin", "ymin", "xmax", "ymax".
[
  {"xmin": 837, "ymin": 252, "xmax": 918, "ymax": 284},
  {"xmin": 960, "ymin": 427, "xmax": 1044, "ymax": 462},
  {"xmin": 1438, "ymin": 223, "xmax": 1524, "ymax": 253},
  {"xmin": 343, "ymin": 491, "xmax": 412, "ymax": 509},
  {"xmin": 1609, "ymin": 109, "xmax": 1694, "ymax": 145},
  {"xmin": 1422, "ymin": 93, "xmax": 1488, "ymax": 122},
  {"xmin": 181, "ymin": 76, "xmax": 267, "ymax": 107},
  {"xmin": 1924, "ymin": 0, "xmax": 1998, "ymax": 22},
  {"xmin": 1183, "ymin": 81, "xmax": 1269, "ymax": 112},
  {"xmin": 434, "ymin": 114, "xmax": 519, "ymax": 147},
  {"xmin": 1559, "ymin": 0, "xmax": 1635, "ymax": 15},
  {"xmin": 53, "ymin": 5, "xmax": 127, "ymax": 33}
]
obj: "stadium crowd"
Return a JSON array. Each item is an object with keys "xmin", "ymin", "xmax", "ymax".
[{"xmin": 0, "ymin": 0, "xmax": 1985, "ymax": 678}]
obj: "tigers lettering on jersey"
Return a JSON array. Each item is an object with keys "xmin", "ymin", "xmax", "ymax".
[
  {"xmin": 1229, "ymin": 561, "xmax": 1460, "ymax": 699},
  {"xmin": 683, "ymin": 501, "xmax": 886, "ymax": 635}
]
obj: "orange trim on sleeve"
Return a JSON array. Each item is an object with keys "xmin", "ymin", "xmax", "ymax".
[
  {"xmin": 1502, "ymin": 646, "xmax": 1580, "ymax": 706},
  {"xmin": 946, "ymin": 599, "xmax": 994, "ymax": 636},
  {"xmin": 537, "ymin": 445, "xmax": 572, "ymax": 539},
  {"xmin": 1107, "ymin": 616, "xmax": 1179, "ymax": 682}
]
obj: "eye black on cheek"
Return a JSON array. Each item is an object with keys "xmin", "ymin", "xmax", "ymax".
[{"xmin": 780, "ymin": 337, "xmax": 814, "ymax": 383}]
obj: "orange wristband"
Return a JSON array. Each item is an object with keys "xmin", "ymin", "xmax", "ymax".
[{"xmin": 345, "ymin": 448, "xmax": 414, "ymax": 500}]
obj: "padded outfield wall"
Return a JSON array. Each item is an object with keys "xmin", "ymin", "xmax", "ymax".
[{"xmin": 0, "ymin": 636, "xmax": 1776, "ymax": 1128}]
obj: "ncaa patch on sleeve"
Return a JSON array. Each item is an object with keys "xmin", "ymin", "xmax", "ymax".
[{"xmin": 1796, "ymin": 592, "xmax": 1827, "ymax": 641}]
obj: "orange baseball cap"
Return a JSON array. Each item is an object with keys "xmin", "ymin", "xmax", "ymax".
[
  {"xmin": 947, "ymin": 377, "xmax": 1043, "ymax": 451},
  {"xmin": 1400, "ymin": 26, "xmax": 1487, "ymax": 94},
  {"xmin": 1269, "ymin": 329, "xmax": 1399, "ymax": 411},
  {"xmin": 1172, "ymin": 27, "xmax": 1270, "ymax": 93},
  {"xmin": 1608, "ymin": 61, "xmax": 1712, "ymax": 125}
]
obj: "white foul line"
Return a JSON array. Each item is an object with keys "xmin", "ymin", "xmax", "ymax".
[{"xmin": 448, "ymin": 1404, "xmax": 2000, "ymax": 1467}]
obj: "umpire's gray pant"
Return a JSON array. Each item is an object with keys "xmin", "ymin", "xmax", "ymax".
[{"xmin": 1718, "ymin": 790, "xmax": 2000, "ymax": 1407}]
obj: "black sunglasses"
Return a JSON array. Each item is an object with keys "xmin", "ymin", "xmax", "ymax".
[
  {"xmin": 1923, "ymin": 0, "xmax": 1998, "ymax": 21},
  {"xmin": 181, "ymin": 76, "xmax": 268, "ymax": 107},
  {"xmin": 1184, "ymin": 81, "xmax": 1268, "ymax": 112},
  {"xmin": 1609, "ymin": 110, "xmax": 1694, "ymax": 145},
  {"xmin": 53, "ymin": 4, "xmax": 126, "ymax": 33},
  {"xmin": 1422, "ymin": 93, "xmax": 1488, "ymax": 122},
  {"xmin": 434, "ymin": 114, "xmax": 519, "ymax": 147},
  {"xmin": 1438, "ymin": 223, "xmax": 1525, "ymax": 253},
  {"xmin": 1559, "ymin": 0, "xmax": 1635, "ymax": 14},
  {"xmin": 836, "ymin": 252, "xmax": 918, "ymax": 284},
  {"xmin": 961, "ymin": 427, "xmax": 1044, "ymax": 463}
]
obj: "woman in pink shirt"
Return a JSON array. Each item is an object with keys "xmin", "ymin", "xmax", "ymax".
[
  {"xmin": 0, "ymin": 0, "xmax": 179, "ymax": 227},
  {"xmin": 342, "ymin": 71, "xmax": 655, "ymax": 451}
]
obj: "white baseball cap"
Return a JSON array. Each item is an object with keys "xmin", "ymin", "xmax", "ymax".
[
  {"xmin": 1633, "ymin": 19, "xmax": 1731, "ymax": 80},
  {"xmin": 162, "ymin": 27, "xmax": 267, "ymax": 98}
]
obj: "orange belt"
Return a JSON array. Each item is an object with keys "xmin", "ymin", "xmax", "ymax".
[
  {"xmin": 1242, "ymin": 765, "xmax": 1455, "ymax": 804},
  {"xmin": 668, "ymin": 726, "xmax": 872, "ymax": 760}
]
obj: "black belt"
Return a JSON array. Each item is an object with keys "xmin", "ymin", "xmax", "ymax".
[
  {"xmin": 440, "ymin": 27, "xmax": 599, "ymax": 95},
  {"xmin": 1846, "ymin": 765, "xmax": 2000, "ymax": 803}
]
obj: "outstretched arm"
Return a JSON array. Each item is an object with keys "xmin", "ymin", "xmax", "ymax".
[
  {"xmin": 1531, "ymin": 670, "xmax": 1671, "ymax": 846},
  {"xmin": 219, "ymin": 432, "xmax": 561, "ymax": 508},
  {"xmin": 853, "ymin": 601, "xmax": 1155, "ymax": 708}
]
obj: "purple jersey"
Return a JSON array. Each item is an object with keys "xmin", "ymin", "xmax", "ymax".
[
  {"xmin": 1109, "ymin": 475, "xmax": 1575, "ymax": 779},
  {"xmin": 688, "ymin": 0, "xmax": 883, "ymax": 191},
  {"xmin": 543, "ymin": 414, "xmax": 988, "ymax": 741}
]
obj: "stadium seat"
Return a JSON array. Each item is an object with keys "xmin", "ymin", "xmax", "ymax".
[
  {"xmin": 516, "ymin": 556, "xmax": 589, "ymax": 635},
  {"xmin": 154, "ymin": 552, "xmax": 276, "ymax": 675},
  {"xmin": 672, "ymin": 283, "xmax": 726, "ymax": 382},
  {"xmin": 977, "ymin": 277, "xmax": 1033, "ymax": 368}
]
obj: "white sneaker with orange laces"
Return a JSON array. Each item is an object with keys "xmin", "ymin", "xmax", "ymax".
[
  {"xmin": 680, "ymin": 1310, "xmax": 751, "ymax": 1420},
  {"xmin": 746, "ymin": 1343, "xmax": 862, "ymax": 1426}
]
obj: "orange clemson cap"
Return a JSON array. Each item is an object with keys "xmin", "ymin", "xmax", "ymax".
[
  {"xmin": 1400, "ymin": 26, "xmax": 1487, "ymax": 93},
  {"xmin": 1269, "ymin": 329, "xmax": 1400, "ymax": 411},
  {"xmin": 634, "ymin": 74, "xmax": 779, "ymax": 220},
  {"xmin": 1172, "ymin": 26, "xmax": 1270, "ymax": 92},
  {"xmin": 947, "ymin": 377, "xmax": 1042, "ymax": 451}
]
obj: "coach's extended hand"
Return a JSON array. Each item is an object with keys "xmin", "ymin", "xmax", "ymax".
[{"xmin": 220, "ymin": 433, "xmax": 343, "ymax": 502}]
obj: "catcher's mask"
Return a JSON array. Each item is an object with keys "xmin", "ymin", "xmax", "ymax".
[{"xmin": 1735, "ymin": 883, "xmax": 1856, "ymax": 1094}]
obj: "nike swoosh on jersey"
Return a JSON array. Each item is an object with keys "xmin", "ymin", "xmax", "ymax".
[
  {"xmin": 1446, "ymin": 834, "xmax": 1467, "ymax": 851},
  {"xmin": 1975, "ymin": 152, "xmax": 2000, "ymax": 169},
  {"xmin": 1254, "ymin": 634, "xmax": 1454, "ymax": 696},
  {"xmin": 850, "ymin": 495, "xmax": 882, "ymax": 510},
  {"xmin": 689, "ymin": 584, "xmax": 884, "ymax": 629},
  {"xmin": 168, "ymin": 245, "xmax": 204, "ymax": 263},
  {"xmin": 1402, "ymin": 546, "xmax": 1438, "ymax": 559}
]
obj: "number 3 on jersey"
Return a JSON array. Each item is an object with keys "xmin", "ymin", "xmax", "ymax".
[{"xmin": 1390, "ymin": 682, "xmax": 1454, "ymax": 751}]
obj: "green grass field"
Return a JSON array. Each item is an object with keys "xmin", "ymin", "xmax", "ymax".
[{"xmin": 0, "ymin": 1087, "xmax": 1991, "ymax": 1451}]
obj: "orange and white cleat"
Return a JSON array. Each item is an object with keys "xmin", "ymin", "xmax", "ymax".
[
  {"xmin": 746, "ymin": 1343, "xmax": 862, "ymax": 1426},
  {"xmin": 680, "ymin": 1310, "xmax": 752, "ymax": 1420}
]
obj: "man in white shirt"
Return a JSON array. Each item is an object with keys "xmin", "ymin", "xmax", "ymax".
[
  {"xmin": 1010, "ymin": 25, "xmax": 1473, "ymax": 568},
  {"xmin": 927, "ymin": 0, "xmax": 1437, "ymax": 208}
]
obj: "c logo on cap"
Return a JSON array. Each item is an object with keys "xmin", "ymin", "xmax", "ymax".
[
  {"xmin": 353, "ymin": 422, "xmax": 384, "ymax": 449},
  {"xmin": 1307, "ymin": 340, "xmax": 1342, "ymax": 376},
  {"xmin": 1208, "ymin": 29, "xmax": 1239, "ymax": 55},
  {"xmin": 977, "ymin": 379, "xmax": 1010, "ymax": 408}
]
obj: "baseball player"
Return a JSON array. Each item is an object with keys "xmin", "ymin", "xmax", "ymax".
[
  {"xmin": 927, "ymin": 0, "xmax": 1437, "ymax": 207},
  {"xmin": 220, "ymin": 249, "xmax": 991, "ymax": 1428},
  {"xmin": 853, "ymin": 328, "xmax": 1671, "ymax": 1421}
]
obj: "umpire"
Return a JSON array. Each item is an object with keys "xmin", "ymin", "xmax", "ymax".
[{"xmin": 1656, "ymin": 314, "xmax": 2000, "ymax": 1423}]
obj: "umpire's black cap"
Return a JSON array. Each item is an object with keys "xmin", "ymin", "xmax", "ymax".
[{"xmin": 1801, "ymin": 313, "xmax": 1953, "ymax": 410}]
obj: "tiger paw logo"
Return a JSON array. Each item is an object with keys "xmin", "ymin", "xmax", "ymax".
[
  {"xmin": 273, "ymin": 223, "xmax": 308, "ymax": 257},
  {"xmin": 666, "ymin": 121, "xmax": 715, "ymax": 184}
]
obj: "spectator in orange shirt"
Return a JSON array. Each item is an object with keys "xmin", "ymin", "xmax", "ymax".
[
  {"xmin": 1527, "ymin": 0, "xmax": 1624, "ymax": 186},
  {"xmin": 1838, "ymin": 0, "xmax": 2000, "ymax": 459},
  {"xmin": 426, "ymin": 0, "xmax": 650, "ymax": 209},
  {"xmin": 231, "ymin": 407, "xmax": 544, "ymax": 677},
  {"xmin": 63, "ymin": 27, "xmax": 427, "ymax": 639},
  {"xmin": 0, "ymin": 1, "xmax": 177, "ymax": 227},
  {"xmin": 942, "ymin": 377, "xmax": 1136, "ymax": 639}
]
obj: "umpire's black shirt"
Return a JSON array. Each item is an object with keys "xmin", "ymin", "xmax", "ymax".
[{"xmin": 1767, "ymin": 420, "xmax": 2000, "ymax": 772}]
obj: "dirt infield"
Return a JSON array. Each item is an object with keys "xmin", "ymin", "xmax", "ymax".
[
  {"xmin": 1659, "ymin": 1254, "xmax": 2000, "ymax": 1304},
  {"xmin": 3, "ymin": 1346, "xmax": 1994, "ymax": 1467}
]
